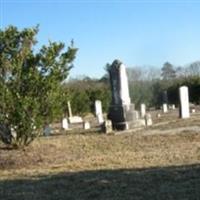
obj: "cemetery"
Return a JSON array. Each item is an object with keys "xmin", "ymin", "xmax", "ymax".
[
  {"xmin": 1, "ymin": 56, "xmax": 200, "ymax": 199},
  {"xmin": 1, "ymin": 4, "xmax": 200, "ymax": 199}
]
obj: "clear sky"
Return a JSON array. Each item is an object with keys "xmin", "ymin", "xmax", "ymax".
[{"xmin": 1, "ymin": 0, "xmax": 200, "ymax": 78}]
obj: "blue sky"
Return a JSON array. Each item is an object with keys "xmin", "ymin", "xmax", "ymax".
[{"xmin": 1, "ymin": 0, "xmax": 200, "ymax": 78}]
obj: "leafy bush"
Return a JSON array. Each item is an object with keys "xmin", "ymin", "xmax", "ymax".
[{"xmin": 0, "ymin": 26, "xmax": 77, "ymax": 147}]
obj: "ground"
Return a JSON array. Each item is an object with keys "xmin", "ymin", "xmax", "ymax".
[{"xmin": 0, "ymin": 110, "xmax": 200, "ymax": 200}]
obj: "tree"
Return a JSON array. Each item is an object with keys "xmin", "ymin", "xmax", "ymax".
[
  {"xmin": 0, "ymin": 26, "xmax": 77, "ymax": 147},
  {"xmin": 161, "ymin": 62, "xmax": 176, "ymax": 80},
  {"xmin": 188, "ymin": 61, "xmax": 200, "ymax": 77}
]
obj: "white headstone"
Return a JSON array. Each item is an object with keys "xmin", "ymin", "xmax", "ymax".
[
  {"xmin": 163, "ymin": 103, "xmax": 168, "ymax": 113},
  {"xmin": 83, "ymin": 121, "xmax": 90, "ymax": 130},
  {"xmin": 140, "ymin": 104, "xmax": 146, "ymax": 118},
  {"xmin": 62, "ymin": 118, "xmax": 69, "ymax": 130},
  {"xmin": 95, "ymin": 100, "xmax": 102, "ymax": 116},
  {"xmin": 191, "ymin": 109, "xmax": 196, "ymax": 113},
  {"xmin": 179, "ymin": 86, "xmax": 190, "ymax": 118},
  {"xmin": 171, "ymin": 104, "xmax": 175, "ymax": 110},
  {"xmin": 145, "ymin": 113, "xmax": 153, "ymax": 126},
  {"xmin": 97, "ymin": 114, "xmax": 104, "ymax": 124},
  {"xmin": 157, "ymin": 113, "xmax": 161, "ymax": 118},
  {"xmin": 95, "ymin": 100, "xmax": 104, "ymax": 124}
]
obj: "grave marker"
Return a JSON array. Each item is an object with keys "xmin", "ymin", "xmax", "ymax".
[{"xmin": 179, "ymin": 86, "xmax": 190, "ymax": 118}]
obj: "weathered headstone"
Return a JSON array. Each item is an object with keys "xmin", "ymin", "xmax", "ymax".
[
  {"xmin": 162, "ymin": 103, "xmax": 168, "ymax": 113},
  {"xmin": 171, "ymin": 104, "xmax": 175, "ymax": 110},
  {"xmin": 179, "ymin": 86, "xmax": 190, "ymax": 118},
  {"xmin": 67, "ymin": 101, "xmax": 73, "ymax": 118},
  {"xmin": 145, "ymin": 113, "xmax": 153, "ymax": 126},
  {"xmin": 62, "ymin": 118, "xmax": 69, "ymax": 130},
  {"xmin": 191, "ymin": 109, "xmax": 196, "ymax": 113},
  {"xmin": 95, "ymin": 100, "xmax": 102, "ymax": 116},
  {"xmin": 107, "ymin": 60, "xmax": 144, "ymax": 130},
  {"xmin": 95, "ymin": 100, "xmax": 104, "ymax": 124},
  {"xmin": 43, "ymin": 124, "xmax": 52, "ymax": 136},
  {"xmin": 140, "ymin": 103, "xmax": 146, "ymax": 118},
  {"xmin": 83, "ymin": 121, "xmax": 90, "ymax": 130},
  {"xmin": 101, "ymin": 120, "xmax": 112, "ymax": 134},
  {"xmin": 157, "ymin": 113, "xmax": 161, "ymax": 118}
]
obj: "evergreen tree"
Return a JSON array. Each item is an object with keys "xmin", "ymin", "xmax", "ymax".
[
  {"xmin": 0, "ymin": 26, "xmax": 77, "ymax": 147},
  {"xmin": 161, "ymin": 62, "xmax": 176, "ymax": 80}
]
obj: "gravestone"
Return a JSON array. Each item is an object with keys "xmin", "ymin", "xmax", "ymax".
[
  {"xmin": 107, "ymin": 59, "xmax": 145, "ymax": 130},
  {"xmin": 62, "ymin": 117, "xmax": 69, "ymax": 130},
  {"xmin": 83, "ymin": 121, "xmax": 90, "ymax": 130},
  {"xmin": 191, "ymin": 109, "xmax": 196, "ymax": 113},
  {"xmin": 140, "ymin": 104, "xmax": 146, "ymax": 118},
  {"xmin": 101, "ymin": 120, "xmax": 112, "ymax": 134},
  {"xmin": 67, "ymin": 101, "xmax": 73, "ymax": 118},
  {"xmin": 145, "ymin": 113, "xmax": 153, "ymax": 126},
  {"xmin": 179, "ymin": 86, "xmax": 190, "ymax": 118},
  {"xmin": 157, "ymin": 113, "xmax": 161, "ymax": 118},
  {"xmin": 95, "ymin": 100, "xmax": 104, "ymax": 124},
  {"xmin": 171, "ymin": 104, "xmax": 175, "ymax": 110},
  {"xmin": 162, "ymin": 103, "xmax": 168, "ymax": 113},
  {"xmin": 43, "ymin": 124, "xmax": 52, "ymax": 136},
  {"xmin": 67, "ymin": 101, "xmax": 83, "ymax": 124}
]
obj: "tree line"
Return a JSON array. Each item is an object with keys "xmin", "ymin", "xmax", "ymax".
[
  {"xmin": 67, "ymin": 61, "xmax": 200, "ymax": 113},
  {"xmin": 127, "ymin": 61, "xmax": 200, "ymax": 108}
]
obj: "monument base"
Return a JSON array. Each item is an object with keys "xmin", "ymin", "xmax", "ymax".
[{"xmin": 108, "ymin": 104, "xmax": 144, "ymax": 130}]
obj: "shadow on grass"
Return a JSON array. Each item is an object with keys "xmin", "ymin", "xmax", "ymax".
[{"xmin": 1, "ymin": 164, "xmax": 200, "ymax": 200}]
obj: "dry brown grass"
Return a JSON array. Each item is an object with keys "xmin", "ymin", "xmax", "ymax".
[{"xmin": 0, "ymin": 112, "xmax": 200, "ymax": 199}]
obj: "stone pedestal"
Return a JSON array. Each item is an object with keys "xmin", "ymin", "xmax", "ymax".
[
  {"xmin": 108, "ymin": 104, "xmax": 142, "ymax": 130},
  {"xmin": 108, "ymin": 104, "xmax": 138, "ymax": 130}
]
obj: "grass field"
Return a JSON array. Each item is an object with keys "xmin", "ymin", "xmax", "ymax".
[{"xmin": 0, "ymin": 111, "xmax": 200, "ymax": 199}]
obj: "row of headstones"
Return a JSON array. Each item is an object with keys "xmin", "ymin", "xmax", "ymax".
[
  {"xmin": 45, "ymin": 85, "xmax": 191, "ymax": 135},
  {"xmin": 95, "ymin": 100, "xmax": 153, "ymax": 133},
  {"xmin": 44, "ymin": 100, "xmax": 103, "ymax": 135},
  {"xmin": 56, "ymin": 99, "xmax": 151, "ymax": 135},
  {"xmin": 97, "ymin": 85, "xmax": 192, "ymax": 132}
]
